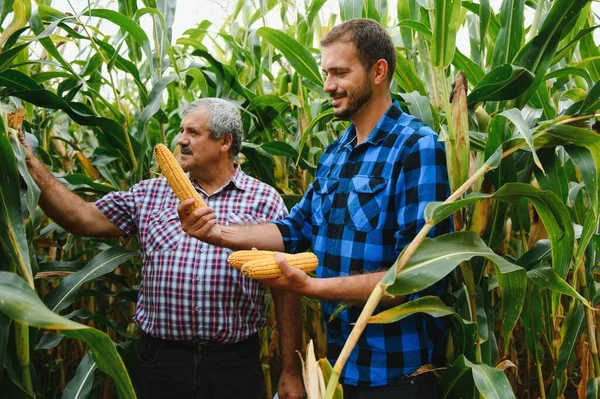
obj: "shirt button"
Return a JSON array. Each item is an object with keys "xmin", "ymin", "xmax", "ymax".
[
  {"xmin": 196, "ymin": 276, "xmax": 201, "ymax": 281},
  {"xmin": 195, "ymin": 306, "xmax": 200, "ymax": 311}
]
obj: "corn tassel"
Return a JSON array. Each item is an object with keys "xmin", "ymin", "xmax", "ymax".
[
  {"xmin": 241, "ymin": 253, "xmax": 318, "ymax": 279},
  {"xmin": 154, "ymin": 144, "xmax": 206, "ymax": 211},
  {"xmin": 228, "ymin": 250, "xmax": 278, "ymax": 269}
]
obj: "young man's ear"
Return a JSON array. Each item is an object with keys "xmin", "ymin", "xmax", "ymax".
[{"xmin": 373, "ymin": 59, "xmax": 389, "ymax": 85}]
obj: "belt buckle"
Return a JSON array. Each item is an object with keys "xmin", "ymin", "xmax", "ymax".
[{"xmin": 192, "ymin": 339, "xmax": 215, "ymax": 353}]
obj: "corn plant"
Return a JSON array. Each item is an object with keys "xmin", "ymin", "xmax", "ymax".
[{"xmin": 0, "ymin": 0, "xmax": 599, "ymax": 398}]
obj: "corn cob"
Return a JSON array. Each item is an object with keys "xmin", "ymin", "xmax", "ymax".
[
  {"xmin": 228, "ymin": 250, "xmax": 278, "ymax": 269},
  {"xmin": 154, "ymin": 144, "xmax": 206, "ymax": 211},
  {"xmin": 8, "ymin": 107, "xmax": 25, "ymax": 130},
  {"xmin": 241, "ymin": 252, "xmax": 318, "ymax": 279}
]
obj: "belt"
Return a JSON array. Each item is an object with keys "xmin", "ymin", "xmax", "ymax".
[{"xmin": 140, "ymin": 332, "xmax": 259, "ymax": 354}]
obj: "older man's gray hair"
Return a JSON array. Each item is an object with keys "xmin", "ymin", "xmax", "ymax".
[{"xmin": 182, "ymin": 98, "xmax": 243, "ymax": 156}]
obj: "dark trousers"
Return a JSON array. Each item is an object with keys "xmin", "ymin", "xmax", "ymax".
[
  {"xmin": 136, "ymin": 333, "xmax": 263, "ymax": 399},
  {"xmin": 343, "ymin": 372, "xmax": 440, "ymax": 399}
]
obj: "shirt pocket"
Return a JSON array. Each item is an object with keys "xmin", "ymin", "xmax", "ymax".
[
  {"xmin": 347, "ymin": 175, "xmax": 388, "ymax": 232},
  {"xmin": 144, "ymin": 208, "xmax": 183, "ymax": 253},
  {"xmin": 311, "ymin": 177, "xmax": 339, "ymax": 226}
]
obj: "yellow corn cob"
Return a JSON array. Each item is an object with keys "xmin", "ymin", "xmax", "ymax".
[
  {"xmin": 154, "ymin": 144, "xmax": 206, "ymax": 211},
  {"xmin": 8, "ymin": 107, "xmax": 26, "ymax": 130},
  {"xmin": 241, "ymin": 253, "xmax": 318, "ymax": 279},
  {"xmin": 228, "ymin": 250, "xmax": 278, "ymax": 269}
]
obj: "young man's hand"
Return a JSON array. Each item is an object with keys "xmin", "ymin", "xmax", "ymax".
[
  {"xmin": 177, "ymin": 199, "xmax": 223, "ymax": 246},
  {"xmin": 261, "ymin": 253, "xmax": 312, "ymax": 295}
]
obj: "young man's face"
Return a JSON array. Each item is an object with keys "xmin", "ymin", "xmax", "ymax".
[{"xmin": 321, "ymin": 40, "xmax": 373, "ymax": 120}]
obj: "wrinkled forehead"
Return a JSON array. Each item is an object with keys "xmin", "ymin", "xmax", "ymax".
[{"xmin": 181, "ymin": 106, "xmax": 209, "ymax": 128}]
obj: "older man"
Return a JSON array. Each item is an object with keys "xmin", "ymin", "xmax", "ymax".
[
  {"xmin": 20, "ymin": 98, "xmax": 304, "ymax": 399},
  {"xmin": 179, "ymin": 20, "xmax": 450, "ymax": 399}
]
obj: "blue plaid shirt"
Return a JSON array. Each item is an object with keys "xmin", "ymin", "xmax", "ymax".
[{"xmin": 274, "ymin": 102, "xmax": 451, "ymax": 387}]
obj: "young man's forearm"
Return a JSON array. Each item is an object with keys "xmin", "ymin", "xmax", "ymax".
[
  {"xmin": 220, "ymin": 223, "xmax": 286, "ymax": 251},
  {"xmin": 304, "ymin": 272, "xmax": 406, "ymax": 305}
]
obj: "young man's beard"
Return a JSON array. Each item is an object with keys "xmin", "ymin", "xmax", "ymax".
[{"xmin": 333, "ymin": 80, "xmax": 374, "ymax": 120}]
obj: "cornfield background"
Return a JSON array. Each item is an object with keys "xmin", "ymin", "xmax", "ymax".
[{"xmin": 0, "ymin": 0, "xmax": 600, "ymax": 398}]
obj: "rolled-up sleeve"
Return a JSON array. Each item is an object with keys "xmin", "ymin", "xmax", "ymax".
[
  {"xmin": 395, "ymin": 133, "xmax": 452, "ymax": 299},
  {"xmin": 273, "ymin": 183, "xmax": 314, "ymax": 254},
  {"xmin": 95, "ymin": 184, "xmax": 141, "ymax": 236}
]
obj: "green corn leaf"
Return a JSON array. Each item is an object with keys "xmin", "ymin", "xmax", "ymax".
[
  {"xmin": 29, "ymin": 8, "xmax": 78, "ymax": 76},
  {"xmin": 533, "ymin": 149, "xmax": 569, "ymax": 204},
  {"xmin": 58, "ymin": 173, "xmax": 116, "ymax": 195},
  {"xmin": 0, "ymin": 119, "xmax": 33, "ymax": 287},
  {"xmin": 426, "ymin": 183, "xmax": 574, "ymax": 279},
  {"xmin": 467, "ymin": 64, "xmax": 535, "ymax": 105},
  {"xmin": 44, "ymin": 247, "xmax": 138, "ymax": 312},
  {"xmin": 0, "ymin": 69, "xmax": 139, "ymax": 169},
  {"xmin": 545, "ymin": 67, "xmax": 594, "ymax": 89},
  {"xmin": 338, "ymin": 0, "xmax": 362, "ymax": 21},
  {"xmin": 431, "ymin": 0, "xmax": 462, "ymax": 68},
  {"xmin": 578, "ymin": 79, "xmax": 600, "ymax": 115},
  {"xmin": 137, "ymin": 74, "xmax": 178, "ymax": 141},
  {"xmin": 368, "ymin": 296, "xmax": 456, "ymax": 323},
  {"xmin": 579, "ymin": 28, "xmax": 600, "ymax": 82},
  {"xmin": 61, "ymin": 352, "xmax": 97, "ymax": 399},
  {"xmin": 35, "ymin": 332, "xmax": 65, "ymax": 350},
  {"xmin": 521, "ymin": 284, "xmax": 545, "ymax": 364},
  {"xmin": 587, "ymin": 378, "xmax": 600, "ymax": 399},
  {"xmin": 490, "ymin": 0, "xmax": 524, "ymax": 68},
  {"xmin": 394, "ymin": 54, "xmax": 427, "ymax": 95},
  {"xmin": 134, "ymin": 7, "xmax": 183, "ymax": 79},
  {"xmin": 368, "ymin": 296, "xmax": 478, "ymax": 361},
  {"xmin": 397, "ymin": 19, "xmax": 484, "ymax": 85},
  {"xmin": 93, "ymin": 38, "xmax": 149, "ymax": 106},
  {"xmin": 257, "ymin": 27, "xmax": 322, "ymax": 87},
  {"xmin": 0, "ymin": 272, "xmax": 135, "ymax": 399},
  {"xmin": 442, "ymin": 355, "xmax": 516, "ymax": 399},
  {"xmin": 497, "ymin": 108, "xmax": 544, "ymax": 172},
  {"xmin": 552, "ymin": 25, "xmax": 600, "ymax": 66},
  {"xmin": 397, "ymin": 0, "xmax": 418, "ymax": 48},
  {"xmin": 549, "ymin": 302, "xmax": 585, "ymax": 399},
  {"xmin": 540, "ymin": 125, "xmax": 600, "ymax": 216},
  {"xmin": 261, "ymin": 141, "xmax": 299, "ymax": 159},
  {"xmin": 479, "ymin": 0, "xmax": 490, "ymax": 46},
  {"xmin": 514, "ymin": 0, "xmax": 591, "ymax": 107},
  {"xmin": 398, "ymin": 91, "xmax": 435, "ymax": 129},
  {"xmin": 526, "ymin": 263, "xmax": 588, "ymax": 304},
  {"xmin": 453, "ymin": 50, "xmax": 485, "ymax": 86},
  {"xmin": 86, "ymin": 8, "xmax": 153, "ymax": 71},
  {"xmin": 381, "ymin": 232, "xmax": 526, "ymax": 347},
  {"xmin": 564, "ymin": 145, "xmax": 598, "ymax": 215},
  {"xmin": 185, "ymin": 69, "xmax": 209, "ymax": 96}
]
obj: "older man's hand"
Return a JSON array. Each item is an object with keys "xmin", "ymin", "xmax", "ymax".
[{"xmin": 177, "ymin": 199, "xmax": 223, "ymax": 246}]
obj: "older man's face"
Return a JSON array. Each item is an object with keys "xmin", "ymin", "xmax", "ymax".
[{"xmin": 177, "ymin": 106, "xmax": 227, "ymax": 173}]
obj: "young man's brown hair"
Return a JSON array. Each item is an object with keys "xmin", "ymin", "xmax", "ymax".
[{"xmin": 321, "ymin": 18, "xmax": 397, "ymax": 85}]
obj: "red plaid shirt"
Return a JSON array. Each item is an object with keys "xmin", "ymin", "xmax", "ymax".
[{"xmin": 95, "ymin": 166, "xmax": 287, "ymax": 342}]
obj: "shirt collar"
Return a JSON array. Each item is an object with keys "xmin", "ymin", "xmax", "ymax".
[
  {"xmin": 339, "ymin": 101, "xmax": 403, "ymax": 147},
  {"xmin": 189, "ymin": 164, "xmax": 248, "ymax": 195}
]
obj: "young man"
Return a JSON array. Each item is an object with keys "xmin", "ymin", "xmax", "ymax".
[
  {"xmin": 179, "ymin": 20, "xmax": 450, "ymax": 398},
  {"xmin": 19, "ymin": 98, "xmax": 304, "ymax": 399}
]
